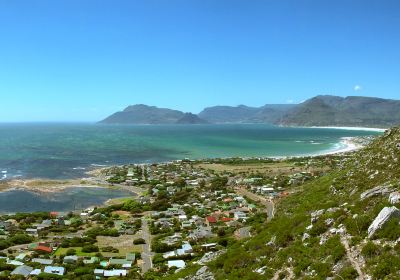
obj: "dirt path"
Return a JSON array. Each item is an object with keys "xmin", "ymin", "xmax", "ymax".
[{"xmin": 340, "ymin": 235, "xmax": 365, "ymax": 280}]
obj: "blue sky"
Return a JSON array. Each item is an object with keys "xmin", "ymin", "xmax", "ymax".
[{"xmin": 0, "ymin": 0, "xmax": 399, "ymax": 122}]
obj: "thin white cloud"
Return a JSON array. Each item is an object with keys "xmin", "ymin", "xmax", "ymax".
[
  {"xmin": 286, "ymin": 99, "xmax": 294, "ymax": 104},
  {"xmin": 354, "ymin": 85, "xmax": 362, "ymax": 92}
]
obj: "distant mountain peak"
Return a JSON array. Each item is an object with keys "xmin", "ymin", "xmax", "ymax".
[{"xmin": 176, "ymin": 113, "xmax": 208, "ymax": 124}]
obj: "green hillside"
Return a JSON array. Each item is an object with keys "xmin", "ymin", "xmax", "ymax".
[{"xmin": 170, "ymin": 128, "xmax": 400, "ymax": 279}]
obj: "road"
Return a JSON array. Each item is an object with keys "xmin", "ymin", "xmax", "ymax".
[
  {"xmin": 140, "ymin": 215, "xmax": 153, "ymax": 274},
  {"xmin": 235, "ymin": 186, "xmax": 275, "ymax": 221}
]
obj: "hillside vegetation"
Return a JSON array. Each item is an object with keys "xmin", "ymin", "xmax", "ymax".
[{"xmin": 174, "ymin": 128, "xmax": 400, "ymax": 279}]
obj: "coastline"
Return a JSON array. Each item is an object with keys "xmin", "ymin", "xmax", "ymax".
[
  {"xmin": 317, "ymin": 137, "xmax": 364, "ymax": 156},
  {"xmin": 306, "ymin": 126, "xmax": 387, "ymax": 132},
  {"xmin": 0, "ymin": 126, "xmax": 382, "ymax": 194},
  {"xmin": 0, "ymin": 137, "xmax": 366, "ymax": 194}
]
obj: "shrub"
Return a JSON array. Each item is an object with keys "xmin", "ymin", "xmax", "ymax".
[
  {"xmin": 82, "ymin": 245, "xmax": 99, "ymax": 253},
  {"xmin": 337, "ymin": 266, "xmax": 359, "ymax": 279},
  {"xmin": 361, "ymin": 241, "xmax": 380, "ymax": 259},
  {"xmin": 66, "ymin": 248, "xmax": 76, "ymax": 256},
  {"xmin": 133, "ymin": 238, "xmax": 146, "ymax": 245}
]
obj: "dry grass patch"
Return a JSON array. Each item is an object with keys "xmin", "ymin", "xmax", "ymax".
[{"xmin": 96, "ymin": 234, "xmax": 143, "ymax": 257}]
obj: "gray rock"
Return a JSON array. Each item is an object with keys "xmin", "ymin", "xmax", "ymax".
[
  {"xmin": 179, "ymin": 266, "xmax": 215, "ymax": 280},
  {"xmin": 360, "ymin": 185, "xmax": 392, "ymax": 200},
  {"xmin": 389, "ymin": 192, "xmax": 400, "ymax": 204},
  {"xmin": 196, "ymin": 250, "xmax": 226, "ymax": 265},
  {"xmin": 368, "ymin": 206, "xmax": 400, "ymax": 238},
  {"xmin": 302, "ymin": 232, "xmax": 310, "ymax": 242},
  {"xmin": 325, "ymin": 218, "xmax": 334, "ymax": 226},
  {"xmin": 311, "ymin": 209, "xmax": 325, "ymax": 223}
]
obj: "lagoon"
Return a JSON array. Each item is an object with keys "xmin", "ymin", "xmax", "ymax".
[{"xmin": 0, "ymin": 187, "xmax": 133, "ymax": 213}]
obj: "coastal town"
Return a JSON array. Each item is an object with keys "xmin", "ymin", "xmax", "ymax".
[{"xmin": 0, "ymin": 155, "xmax": 339, "ymax": 279}]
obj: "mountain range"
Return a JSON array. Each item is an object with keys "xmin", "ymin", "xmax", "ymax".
[{"xmin": 100, "ymin": 95, "xmax": 400, "ymax": 128}]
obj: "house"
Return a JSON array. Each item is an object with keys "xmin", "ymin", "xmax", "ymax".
[
  {"xmin": 201, "ymin": 243, "xmax": 217, "ymax": 251},
  {"xmin": 163, "ymin": 251, "xmax": 177, "ymax": 259},
  {"xmin": 127, "ymin": 168, "xmax": 134, "ymax": 178},
  {"xmin": 109, "ymin": 258, "xmax": 132, "ymax": 268},
  {"xmin": 162, "ymin": 233, "xmax": 182, "ymax": 245},
  {"xmin": 30, "ymin": 269, "xmax": 42, "ymax": 276},
  {"xmin": 94, "ymin": 269, "xmax": 104, "ymax": 277},
  {"xmin": 103, "ymin": 269, "xmax": 128, "ymax": 277},
  {"xmin": 15, "ymin": 253, "xmax": 28, "ymax": 261},
  {"xmin": 7, "ymin": 260, "xmax": 24, "ymax": 266},
  {"xmin": 34, "ymin": 245, "xmax": 53, "ymax": 254},
  {"xmin": 181, "ymin": 221, "xmax": 192, "ymax": 228},
  {"xmin": 11, "ymin": 265, "xmax": 33, "ymax": 277},
  {"xmin": 126, "ymin": 253, "xmax": 136, "ymax": 262},
  {"xmin": 32, "ymin": 258, "xmax": 53, "ymax": 265},
  {"xmin": 188, "ymin": 226, "xmax": 214, "ymax": 240},
  {"xmin": 80, "ymin": 212, "xmax": 90, "ymax": 220},
  {"xmin": 83, "ymin": 257, "xmax": 100, "ymax": 264},
  {"xmin": 233, "ymin": 211, "xmax": 247, "ymax": 221},
  {"xmin": 37, "ymin": 219, "xmax": 52, "ymax": 229},
  {"xmin": 179, "ymin": 242, "xmax": 193, "ymax": 254},
  {"xmin": 167, "ymin": 260, "xmax": 186, "ymax": 269},
  {"xmin": 220, "ymin": 217, "xmax": 234, "ymax": 223},
  {"xmin": 49, "ymin": 212, "xmax": 59, "ymax": 218},
  {"xmin": 26, "ymin": 228, "xmax": 38, "ymax": 237},
  {"xmin": 63, "ymin": 255, "xmax": 79, "ymax": 264},
  {"xmin": 44, "ymin": 266, "xmax": 65, "ymax": 276},
  {"xmin": 205, "ymin": 216, "xmax": 217, "ymax": 226},
  {"xmin": 178, "ymin": 214, "xmax": 187, "ymax": 221}
]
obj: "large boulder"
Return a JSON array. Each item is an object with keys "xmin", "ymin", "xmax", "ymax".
[{"xmin": 368, "ymin": 206, "xmax": 400, "ymax": 238}]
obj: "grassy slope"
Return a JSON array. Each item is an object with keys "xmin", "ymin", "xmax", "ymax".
[{"xmin": 194, "ymin": 128, "xmax": 400, "ymax": 279}]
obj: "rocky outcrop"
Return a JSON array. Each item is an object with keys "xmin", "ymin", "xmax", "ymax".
[
  {"xmin": 196, "ymin": 250, "xmax": 227, "ymax": 265},
  {"xmin": 368, "ymin": 206, "xmax": 400, "ymax": 238},
  {"xmin": 311, "ymin": 209, "xmax": 325, "ymax": 223},
  {"xmin": 360, "ymin": 185, "xmax": 392, "ymax": 200},
  {"xmin": 179, "ymin": 266, "xmax": 215, "ymax": 280},
  {"xmin": 389, "ymin": 191, "xmax": 400, "ymax": 204}
]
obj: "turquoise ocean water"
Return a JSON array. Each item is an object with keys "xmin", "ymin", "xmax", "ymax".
[{"xmin": 0, "ymin": 123, "xmax": 382, "ymax": 180}]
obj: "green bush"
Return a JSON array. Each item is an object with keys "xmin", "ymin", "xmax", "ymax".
[
  {"xmin": 82, "ymin": 245, "xmax": 99, "ymax": 253},
  {"xmin": 66, "ymin": 248, "xmax": 76, "ymax": 256},
  {"xmin": 361, "ymin": 241, "xmax": 380, "ymax": 259},
  {"xmin": 133, "ymin": 238, "xmax": 146, "ymax": 245}
]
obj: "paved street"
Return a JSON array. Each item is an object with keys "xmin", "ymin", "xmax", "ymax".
[
  {"xmin": 140, "ymin": 215, "xmax": 153, "ymax": 273},
  {"xmin": 235, "ymin": 186, "xmax": 275, "ymax": 221}
]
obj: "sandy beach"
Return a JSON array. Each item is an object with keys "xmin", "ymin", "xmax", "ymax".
[{"xmin": 307, "ymin": 126, "xmax": 387, "ymax": 132}]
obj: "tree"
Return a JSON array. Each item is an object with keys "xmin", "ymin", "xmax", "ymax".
[{"xmin": 66, "ymin": 248, "xmax": 76, "ymax": 256}]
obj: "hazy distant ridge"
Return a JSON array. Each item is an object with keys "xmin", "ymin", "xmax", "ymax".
[
  {"xmin": 100, "ymin": 95, "xmax": 400, "ymax": 127},
  {"xmin": 280, "ymin": 95, "xmax": 400, "ymax": 127}
]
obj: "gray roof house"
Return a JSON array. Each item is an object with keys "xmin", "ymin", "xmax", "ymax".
[{"xmin": 11, "ymin": 265, "xmax": 33, "ymax": 277}]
